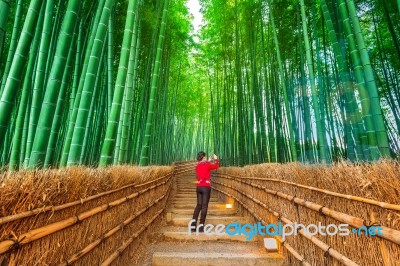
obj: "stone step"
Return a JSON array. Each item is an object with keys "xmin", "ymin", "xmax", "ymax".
[
  {"xmin": 173, "ymin": 203, "xmax": 227, "ymax": 210},
  {"xmin": 171, "ymin": 215, "xmax": 250, "ymax": 226},
  {"xmin": 168, "ymin": 208, "xmax": 238, "ymax": 216},
  {"xmin": 173, "ymin": 194, "xmax": 219, "ymax": 198},
  {"xmin": 162, "ymin": 230, "xmax": 261, "ymax": 242},
  {"xmin": 172, "ymin": 198, "xmax": 219, "ymax": 203},
  {"xmin": 152, "ymin": 252, "xmax": 283, "ymax": 266},
  {"xmin": 175, "ymin": 188, "xmax": 218, "ymax": 192},
  {"xmin": 172, "ymin": 200, "xmax": 219, "ymax": 204},
  {"xmin": 175, "ymin": 190, "xmax": 197, "ymax": 194},
  {"xmin": 149, "ymin": 241, "xmax": 283, "ymax": 265},
  {"xmin": 173, "ymin": 193, "xmax": 217, "ymax": 199}
]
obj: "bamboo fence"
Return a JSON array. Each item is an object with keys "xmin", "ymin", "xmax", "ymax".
[
  {"xmin": 0, "ymin": 163, "xmax": 192, "ymax": 265},
  {"xmin": 211, "ymin": 161, "xmax": 400, "ymax": 266}
]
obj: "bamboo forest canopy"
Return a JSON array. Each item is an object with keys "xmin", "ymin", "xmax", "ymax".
[{"xmin": 0, "ymin": 0, "xmax": 399, "ymax": 169}]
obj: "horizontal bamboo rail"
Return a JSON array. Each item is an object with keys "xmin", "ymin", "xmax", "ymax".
[
  {"xmin": 215, "ymin": 174, "xmax": 400, "ymax": 246},
  {"xmin": 174, "ymin": 166, "xmax": 195, "ymax": 175},
  {"xmin": 218, "ymin": 173, "xmax": 400, "ymax": 211},
  {"xmin": 100, "ymin": 180, "xmax": 172, "ymax": 265},
  {"xmin": 0, "ymin": 172, "xmax": 173, "ymax": 225},
  {"xmin": 173, "ymin": 160, "xmax": 196, "ymax": 165},
  {"xmin": 212, "ymin": 180, "xmax": 360, "ymax": 266},
  {"xmin": 174, "ymin": 163, "xmax": 196, "ymax": 174},
  {"xmin": 0, "ymin": 177, "xmax": 171, "ymax": 254},
  {"xmin": 61, "ymin": 180, "xmax": 172, "ymax": 265}
]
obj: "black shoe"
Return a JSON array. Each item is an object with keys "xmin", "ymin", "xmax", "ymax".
[
  {"xmin": 191, "ymin": 228, "xmax": 196, "ymax": 233},
  {"xmin": 198, "ymin": 226, "xmax": 204, "ymax": 233}
]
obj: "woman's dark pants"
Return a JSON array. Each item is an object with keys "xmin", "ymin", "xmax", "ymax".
[{"xmin": 191, "ymin": 186, "xmax": 211, "ymax": 229}]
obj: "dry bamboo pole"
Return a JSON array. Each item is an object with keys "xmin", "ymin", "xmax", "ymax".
[
  {"xmin": 211, "ymin": 181, "xmax": 360, "ymax": 266},
  {"xmin": 0, "ymin": 172, "xmax": 172, "ymax": 225},
  {"xmin": 61, "ymin": 192, "xmax": 168, "ymax": 265},
  {"xmin": 216, "ymin": 174, "xmax": 400, "ymax": 246},
  {"xmin": 174, "ymin": 167, "xmax": 194, "ymax": 175},
  {"xmin": 218, "ymin": 173, "xmax": 400, "ymax": 211},
  {"xmin": 100, "ymin": 180, "xmax": 172, "ymax": 265},
  {"xmin": 133, "ymin": 172, "xmax": 172, "ymax": 187},
  {"xmin": 174, "ymin": 164, "xmax": 196, "ymax": 174},
  {"xmin": 0, "ymin": 178, "xmax": 171, "ymax": 254},
  {"xmin": 173, "ymin": 160, "xmax": 196, "ymax": 165},
  {"xmin": 282, "ymin": 242, "xmax": 311, "ymax": 266}
]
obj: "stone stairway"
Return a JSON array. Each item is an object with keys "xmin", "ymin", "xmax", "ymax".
[{"xmin": 145, "ymin": 173, "xmax": 284, "ymax": 266}]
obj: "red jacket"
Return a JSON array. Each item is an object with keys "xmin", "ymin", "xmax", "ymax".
[{"xmin": 196, "ymin": 160, "xmax": 219, "ymax": 187}]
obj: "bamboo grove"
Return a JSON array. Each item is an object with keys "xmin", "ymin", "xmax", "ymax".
[
  {"xmin": 198, "ymin": 0, "xmax": 400, "ymax": 165},
  {"xmin": 0, "ymin": 0, "xmax": 199, "ymax": 169},
  {"xmin": 0, "ymin": 0, "xmax": 399, "ymax": 169}
]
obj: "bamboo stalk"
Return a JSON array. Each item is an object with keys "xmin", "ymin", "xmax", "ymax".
[
  {"xmin": 0, "ymin": 172, "xmax": 172, "ymax": 225},
  {"xmin": 212, "ymin": 182, "xmax": 360, "ymax": 266},
  {"xmin": 0, "ymin": 178, "xmax": 170, "ymax": 254},
  {"xmin": 217, "ymin": 173, "xmax": 400, "ymax": 211}
]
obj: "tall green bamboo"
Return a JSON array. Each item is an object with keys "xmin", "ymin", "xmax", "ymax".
[
  {"xmin": 0, "ymin": 0, "xmax": 42, "ymax": 147},
  {"xmin": 299, "ymin": 0, "xmax": 330, "ymax": 163},
  {"xmin": 44, "ymin": 29, "xmax": 76, "ymax": 167},
  {"xmin": 25, "ymin": 0, "xmax": 54, "ymax": 166},
  {"xmin": 99, "ymin": 0, "xmax": 139, "ymax": 166},
  {"xmin": 60, "ymin": 0, "xmax": 106, "ymax": 166},
  {"xmin": 28, "ymin": 0, "xmax": 81, "ymax": 168},
  {"xmin": 138, "ymin": 0, "xmax": 170, "ymax": 166},
  {"xmin": 345, "ymin": 0, "xmax": 391, "ymax": 158},
  {"xmin": 118, "ymin": 6, "xmax": 141, "ymax": 164},
  {"xmin": 67, "ymin": 0, "xmax": 114, "ymax": 166},
  {"xmin": 0, "ymin": 0, "xmax": 10, "ymax": 64},
  {"xmin": 9, "ymin": 2, "xmax": 45, "ymax": 170},
  {"xmin": 266, "ymin": 0, "xmax": 298, "ymax": 161},
  {"xmin": 320, "ymin": 0, "xmax": 364, "ymax": 161},
  {"xmin": 0, "ymin": 0, "xmax": 22, "ymax": 97}
]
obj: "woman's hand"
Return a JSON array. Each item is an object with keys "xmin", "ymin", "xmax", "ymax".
[{"xmin": 209, "ymin": 154, "xmax": 218, "ymax": 160}]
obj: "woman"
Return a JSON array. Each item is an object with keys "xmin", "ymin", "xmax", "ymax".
[{"xmin": 191, "ymin": 151, "xmax": 219, "ymax": 232}]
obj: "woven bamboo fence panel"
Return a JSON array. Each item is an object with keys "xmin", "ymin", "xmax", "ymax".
[
  {"xmin": 0, "ymin": 164, "xmax": 193, "ymax": 265},
  {"xmin": 211, "ymin": 161, "xmax": 400, "ymax": 266}
]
